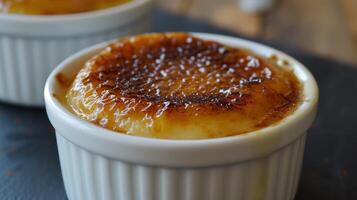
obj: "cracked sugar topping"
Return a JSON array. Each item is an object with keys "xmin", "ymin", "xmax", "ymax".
[{"xmin": 65, "ymin": 33, "xmax": 301, "ymax": 139}]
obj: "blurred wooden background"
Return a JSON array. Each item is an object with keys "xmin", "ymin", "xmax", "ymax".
[{"xmin": 156, "ymin": 0, "xmax": 357, "ymax": 65}]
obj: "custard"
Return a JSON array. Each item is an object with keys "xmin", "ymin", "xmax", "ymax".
[
  {"xmin": 0, "ymin": 0, "xmax": 131, "ymax": 15},
  {"xmin": 65, "ymin": 33, "xmax": 301, "ymax": 139}
]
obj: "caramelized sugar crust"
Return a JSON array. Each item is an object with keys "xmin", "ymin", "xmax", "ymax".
[
  {"xmin": 0, "ymin": 0, "xmax": 130, "ymax": 15},
  {"xmin": 66, "ymin": 33, "xmax": 301, "ymax": 139}
]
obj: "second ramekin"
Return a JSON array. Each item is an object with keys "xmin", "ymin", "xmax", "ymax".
[
  {"xmin": 45, "ymin": 33, "xmax": 319, "ymax": 200},
  {"xmin": 0, "ymin": 0, "xmax": 152, "ymax": 106}
]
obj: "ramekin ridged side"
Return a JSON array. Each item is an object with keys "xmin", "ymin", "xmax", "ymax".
[
  {"xmin": 0, "ymin": 0, "xmax": 152, "ymax": 106},
  {"xmin": 45, "ymin": 33, "xmax": 318, "ymax": 200},
  {"xmin": 56, "ymin": 133, "xmax": 306, "ymax": 200}
]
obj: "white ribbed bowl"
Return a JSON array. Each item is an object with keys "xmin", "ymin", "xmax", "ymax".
[
  {"xmin": 0, "ymin": 0, "xmax": 152, "ymax": 106},
  {"xmin": 45, "ymin": 33, "xmax": 319, "ymax": 200}
]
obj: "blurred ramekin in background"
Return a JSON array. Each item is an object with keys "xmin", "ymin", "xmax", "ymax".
[
  {"xmin": 0, "ymin": 0, "xmax": 152, "ymax": 106},
  {"xmin": 45, "ymin": 33, "xmax": 318, "ymax": 200}
]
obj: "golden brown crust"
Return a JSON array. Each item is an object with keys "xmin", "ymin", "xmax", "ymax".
[
  {"xmin": 0, "ymin": 0, "xmax": 130, "ymax": 15},
  {"xmin": 65, "ymin": 33, "xmax": 301, "ymax": 139}
]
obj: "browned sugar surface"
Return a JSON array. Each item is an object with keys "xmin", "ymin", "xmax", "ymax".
[{"xmin": 66, "ymin": 33, "xmax": 300, "ymax": 138}]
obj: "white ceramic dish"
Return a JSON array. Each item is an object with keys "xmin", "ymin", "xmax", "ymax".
[
  {"xmin": 45, "ymin": 33, "xmax": 318, "ymax": 200},
  {"xmin": 0, "ymin": 0, "xmax": 152, "ymax": 106}
]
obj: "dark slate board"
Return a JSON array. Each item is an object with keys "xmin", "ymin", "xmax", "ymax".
[{"xmin": 1, "ymin": 10, "xmax": 357, "ymax": 200}]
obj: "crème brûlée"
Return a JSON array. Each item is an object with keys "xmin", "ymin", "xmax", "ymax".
[
  {"xmin": 64, "ymin": 33, "xmax": 301, "ymax": 139},
  {"xmin": 0, "ymin": 0, "xmax": 131, "ymax": 15}
]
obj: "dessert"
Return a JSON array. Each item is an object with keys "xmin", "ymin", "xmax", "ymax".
[
  {"xmin": 45, "ymin": 32, "xmax": 318, "ymax": 200},
  {"xmin": 65, "ymin": 33, "xmax": 301, "ymax": 139},
  {"xmin": 0, "ymin": 0, "xmax": 131, "ymax": 15}
]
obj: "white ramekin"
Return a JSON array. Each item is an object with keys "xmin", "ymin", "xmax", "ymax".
[
  {"xmin": 0, "ymin": 0, "xmax": 152, "ymax": 106},
  {"xmin": 45, "ymin": 33, "xmax": 318, "ymax": 200}
]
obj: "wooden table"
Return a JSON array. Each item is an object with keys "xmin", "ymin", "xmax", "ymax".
[{"xmin": 157, "ymin": 0, "xmax": 357, "ymax": 65}]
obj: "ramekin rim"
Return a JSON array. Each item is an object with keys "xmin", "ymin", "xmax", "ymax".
[{"xmin": 44, "ymin": 32, "xmax": 318, "ymax": 165}]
